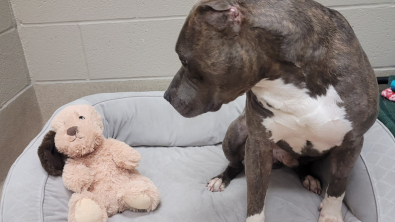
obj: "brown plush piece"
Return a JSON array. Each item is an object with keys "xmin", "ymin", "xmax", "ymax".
[
  {"xmin": 38, "ymin": 130, "xmax": 66, "ymax": 176},
  {"xmin": 37, "ymin": 105, "xmax": 160, "ymax": 222}
]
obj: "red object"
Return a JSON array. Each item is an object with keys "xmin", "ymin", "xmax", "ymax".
[{"xmin": 381, "ymin": 88, "xmax": 395, "ymax": 101}]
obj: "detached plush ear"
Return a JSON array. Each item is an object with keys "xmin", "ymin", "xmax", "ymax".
[
  {"xmin": 37, "ymin": 131, "xmax": 66, "ymax": 176},
  {"xmin": 198, "ymin": 0, "xmax": 242, "ymax": 32}
]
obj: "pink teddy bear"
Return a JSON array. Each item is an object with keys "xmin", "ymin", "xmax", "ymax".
[{"xmin": 38, "ymin": 105, "xmax": 160, "ymax": 222}]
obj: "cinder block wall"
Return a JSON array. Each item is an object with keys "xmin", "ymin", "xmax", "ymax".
[
  {"xmin": 7, "ymin": 0, "xmax": 395, "ymax": 121},
  {"xmin": 0, "ymin": 0, "xmax": 42, "ymax": 184},
  {"xmin": 9, "ymin": 0, "xmax": 194, "ymax": 121}
]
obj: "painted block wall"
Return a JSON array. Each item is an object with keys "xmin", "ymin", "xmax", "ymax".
[
  {"xmin": 0, "ymin": 0, "xmax": 43, "ymax": 183},
  {"xmin": 0, "ymin": 0, "xmax": 29, "ymax": 107},
  {"xmin": 9, "ymin": 0, "xmax": 395, "ymax": 84}
]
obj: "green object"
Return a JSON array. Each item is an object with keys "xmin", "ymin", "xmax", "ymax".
[{"xmin": 378, "ymin": 75, "xmax": 395, "ymax": 136}]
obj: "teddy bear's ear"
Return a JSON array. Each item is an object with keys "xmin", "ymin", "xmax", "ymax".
[{"xmin": 37, "ymin": 130, "xmax": 66, "ymax": 176}]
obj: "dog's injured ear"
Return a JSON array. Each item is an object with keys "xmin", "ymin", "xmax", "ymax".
[
  {"xmin": 37, "ymin": 130, "xmax": 66, "ymax": 176},
  {"xmin": 199, "ymin": 0, "xmax": 232, "ymax": 11},
  {"xmin": 198, "ymin": 0, "xmax": 242, "ymax": 33}
]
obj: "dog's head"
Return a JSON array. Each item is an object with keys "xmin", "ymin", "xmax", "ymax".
[
  {"xmin": 38, "ymin": 105, "xmax": 104, "ymax": 175},
  {"xmin": 164, "ymin": 0, "xmax": 266, "ymax": 117}
]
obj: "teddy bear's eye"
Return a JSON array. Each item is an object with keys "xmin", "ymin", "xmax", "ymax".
[{"xmin": 79, "ymin": 116, "xmax": 85, "ymax": 120}]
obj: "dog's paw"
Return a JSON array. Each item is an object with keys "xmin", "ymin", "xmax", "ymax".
[
  {"xmin": 246, "ymin": 208, "xmax": 265, "ymax": 222},
  {"xmin": 302, "ymin": 175, "xmax": 321, "ymax": 195},
  {"xmin": 318, "ymin": 212, "xmax": 343, "ymax": 222},
  {"xmin": 318, "ymin": 194, "xmax": 344, "ymax": 222},
  {"xmin": 207, "ymin": 177, "xmax": 226, "ymax": 192}
]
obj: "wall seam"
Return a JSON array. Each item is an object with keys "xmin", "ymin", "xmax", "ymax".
[
  {"xmin": 19, "ymin": 15, "xmax": 187, "ymax": 27},
  {"xmin": 0, "ymin": 26, "xmax": 15, "ymax": 36},
  {"xmin": 5, "ymin": 0, "xmax": 34, "ymax": 85},
  {"xmin": 332, "ymin": 3, "xmax": 392, "ymax": 10},
  {"xmin": 0, "ymin": 84, "xmax": 33, "ymax": 110},
  {"xmin": 77, "ymin": 25, "xmax": 91, "ymax": 81},
  {"xmin": 33, "ymin": 77, "xmax": 173, "ymax": 85},
  {"xmin": 0, "ymin": 0, "xmax": 33, "ymax": 109},
  {"xmin": 13, "ymin": 24, "xmax": 36, "ymax": 84},
  {"xmin": 373, "ymin": 67, "xmax": 395, "ymax": 70}
]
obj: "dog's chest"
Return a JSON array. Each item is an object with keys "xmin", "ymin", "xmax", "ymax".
[{"xmin": 251, "ymin": 79, "xmax": 352, "ymax": 154}]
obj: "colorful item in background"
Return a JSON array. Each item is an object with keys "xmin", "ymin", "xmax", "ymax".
[
  {"xmin": 378, "ymin": 76, "xmax": 395, "ymax": 136},
  {"xmin": 381, "ymin": 87, "xmax": 395, "ymax": 101}
]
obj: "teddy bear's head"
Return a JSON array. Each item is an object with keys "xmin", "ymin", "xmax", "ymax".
[
  {"xmin": 37, "ymin": 105, "xmax": 104, "ymax": 176},
  {"xmin": 51, "ymin": 105, "xmax": 104, "ymax": 157}
]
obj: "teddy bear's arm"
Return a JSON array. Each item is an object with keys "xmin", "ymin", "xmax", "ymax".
[
  {"xmin": 110, "ymin": 139, "xmax": 141, "ymax": 170},
  {"xmin": 62, "ymin": 159, "xmax": 94, "ymax": 193}
]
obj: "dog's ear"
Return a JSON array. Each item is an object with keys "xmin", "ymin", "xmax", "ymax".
[
  {"xmin": 37, "ymin": 131, "xmax": 66, "ymax": 176},
  {"xmin": 197, "ymin": 0, "xmax": 242, "ymax": 33},
  {"xmin": 200, "ymin": 0, "xmax": 232, "ymax": 11}
]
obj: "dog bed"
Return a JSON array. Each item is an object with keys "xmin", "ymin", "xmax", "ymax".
[{"xmin": 1, "ymin": 92, "xmax": 394, "ymax": 222}]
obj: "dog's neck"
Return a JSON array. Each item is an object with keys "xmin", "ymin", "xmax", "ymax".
[{"xmin": 236, "ymin": 2, "xmax": 334, "ymax": 96}]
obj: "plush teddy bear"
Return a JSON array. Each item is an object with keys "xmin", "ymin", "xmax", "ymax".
[{"xmin": 37, "ymin": 105, "xmax": 160, "ymax": 222}]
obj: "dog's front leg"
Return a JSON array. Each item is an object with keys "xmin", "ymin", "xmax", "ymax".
[
  {"xmin": 245, "ymin": 91, "xmax": 274, "ymax": 222},
  {"xmin": 245, "ymin": 135, "xmax": 273, "ymax": 222},
  {"xmin": 319, "ymin": 133, "xmax": 363, "ymax": 222}
]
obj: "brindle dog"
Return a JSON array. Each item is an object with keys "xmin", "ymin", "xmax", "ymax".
[{"xmin": 164, "ymin": 0, "xmax": 378, "ymax": 221}]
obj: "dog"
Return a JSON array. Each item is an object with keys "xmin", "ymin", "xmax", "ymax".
[{"xmin": 164, "ymin": 0, "xmax": 379, "ymax": 221}]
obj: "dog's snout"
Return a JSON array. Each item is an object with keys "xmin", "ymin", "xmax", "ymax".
[
  {"xmin": 164, "ymin": 91, "xmax": 171, "ymax": 103},
  {"xmin": 67, "ymin": 126, "xmax": 78, "ymax": 136}
]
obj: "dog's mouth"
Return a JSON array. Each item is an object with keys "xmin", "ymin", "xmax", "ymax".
[
  {"xmin": 174, "ymin": 105, "xmax": 195, "ymax": 118},
  {"xmin": 173, "ymin": 102, "xmax": 223, "ymax": 118},
  {"xmin": 206, "ymin": 102, "xmax": 222, "ymax": 113}
]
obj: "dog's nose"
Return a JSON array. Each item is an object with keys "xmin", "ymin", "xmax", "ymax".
[
  {"xmin": 164, "ymin": 91, "xmax": 171, "ymax": 103},
  {"xmin": 67, "ymin": 126, "xmax": 78, "ymax": 136}
]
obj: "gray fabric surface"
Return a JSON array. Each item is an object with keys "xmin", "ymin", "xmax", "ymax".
[
  {"xmin": 1, "ymin": 91, "xmax": 393, "ymax": 222},
  {"xmin": 42, "ymin": 145, "xmax": 360, "ymax": 222},
  {"xmin": 311, "ymin": 156, "xmax": 377, "ymax": 222},
  {"xmin": 92, "ymin": 92, "xmax": 246, "ymax": 147},
  {"xmin": 361, "ymin": 121, "xmax": 395, "ymax": 221}
]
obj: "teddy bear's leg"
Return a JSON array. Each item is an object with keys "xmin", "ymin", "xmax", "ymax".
[
  {"xmin": 123, "ymin": 193, "xmax": 152, "ymax": 210},
  {"xmin": 121, "ymin": 176, "xmax": 160, "ymax": 212},
  {"xmin": 68, "ymin": 192, "xmax": 107, "ymax": 222}
]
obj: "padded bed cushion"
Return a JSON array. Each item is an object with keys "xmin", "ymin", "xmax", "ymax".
[{"xmin": 1, "ymin": 92, "xmax": 394, "ymax": 222}]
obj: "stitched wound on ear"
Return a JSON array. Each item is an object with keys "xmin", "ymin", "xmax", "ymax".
[{"xmin": 230, "ymin": 6, "xmax": 241, "ymax": 23}]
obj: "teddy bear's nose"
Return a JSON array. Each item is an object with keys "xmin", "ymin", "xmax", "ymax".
[{"xmin": 67, "ymin": 126, "xmax": 78, "ymax": 136}]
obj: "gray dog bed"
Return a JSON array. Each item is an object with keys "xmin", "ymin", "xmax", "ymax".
[{"xmin": 1, "ymin": 92, "xmax": 394, "ymax": 222}]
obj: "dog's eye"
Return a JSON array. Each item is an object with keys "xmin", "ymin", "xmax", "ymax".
[
  {"xmin": 79, "ymin": 116, "xmax": 85, "ymax": 120},
  {"xmin": 180, "ymin": 59, "xmax": 188, "ymax": 66}
]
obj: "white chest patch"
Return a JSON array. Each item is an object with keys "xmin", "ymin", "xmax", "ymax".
[{"xmin": 251, "ymin": 79, "xmax": 352, "ymax": 154}]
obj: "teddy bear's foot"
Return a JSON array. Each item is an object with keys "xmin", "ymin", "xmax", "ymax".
[
  {"xmin": 74, "ymin": 198, "xmax": 103, "ymax": 222},
  {"xmin": 123, "ymin": 194, "xmax": 152, "ymax": 210}
]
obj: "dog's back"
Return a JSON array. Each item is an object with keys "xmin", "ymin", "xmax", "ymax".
[{"xmin": 249, "ymin": 0, "xmax": 378, "ymax": 134}]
